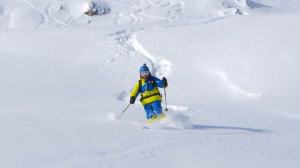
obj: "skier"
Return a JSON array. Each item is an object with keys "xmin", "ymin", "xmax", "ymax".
[{"xmin": 129, "ymin": 64, "xmax": 168, "ymax": 123}]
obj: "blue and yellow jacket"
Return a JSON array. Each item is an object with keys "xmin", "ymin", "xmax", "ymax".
[{"xmin": 130, "ymin": 76, "xmax": 164, "ymax": 105}]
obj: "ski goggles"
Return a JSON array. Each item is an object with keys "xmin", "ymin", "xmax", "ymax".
[{"xmin": 140, "ymin": 71, "xmax": 150, "ymax": 76}]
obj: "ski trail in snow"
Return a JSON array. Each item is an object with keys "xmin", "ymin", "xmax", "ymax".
[
  {"xmin": 98, "ymin": 28, "xmax": 172, "ymax": 78},
  {"xmin": 130, "ymin": 33, "xmax": 158, "ymax": 75},
  {"xmin": 112, "ymin": 0, "xmax": 184, "ymax": 25},
  {"xmin": 130, "ymin": 33, "xmax": 172, "ymax": 77},
  {"xmin": 48, "ymin": 3, "xmax": 70, "ymax": 27},
  {"xmin": 20, "ymin": 0, "xmax": 47, "ymax": 28}
]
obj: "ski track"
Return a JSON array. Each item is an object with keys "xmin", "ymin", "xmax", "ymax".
[
  {"xmin": 16, "ymin": 0, "xmax": 72, "ymax": 28},
  {"xmin": 106, "ymin": 0, "xmax": 186, "ymax": 78},
  {"xmin": 48, "ymin": 3, "xmax": 70, "ymax": 27},
  {"xmin": 113, "ymin": 0, "xmax": 184, "ymax": 25},
  {"xmin": 20, "ymin": 0, "xmax": 47, "ymax": 28}
]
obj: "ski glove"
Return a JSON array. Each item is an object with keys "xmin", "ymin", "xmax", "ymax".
[
  {"xmin": 162, "ymin": 77, "xmax": 168, "ymax": 88},
  {"xmin": 130, "ymin": 96, "xmax": 136, "ymax": 104}
]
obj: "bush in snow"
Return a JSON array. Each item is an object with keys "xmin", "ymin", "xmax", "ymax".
[{"xmin": 84, "ymin": 1, "xmax": 110, "ymax": 16}]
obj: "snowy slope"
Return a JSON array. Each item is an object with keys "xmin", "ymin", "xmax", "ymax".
[{"xmin": 1, "ymin": 0, "xmax": 300, "ymax": 168}]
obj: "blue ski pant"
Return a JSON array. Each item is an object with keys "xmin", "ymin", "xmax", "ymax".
[{"xmin": 143, "ymin": 100, "xmax": 163, "ymax": 119}]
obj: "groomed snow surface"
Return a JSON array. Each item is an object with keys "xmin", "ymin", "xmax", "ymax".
[{"xmin": 1, "ymin": 0, "xmax": 300, "ymax": 168}]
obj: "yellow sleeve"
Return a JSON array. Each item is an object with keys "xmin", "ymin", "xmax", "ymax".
[{"xmin": 130, "ymin": 81, "xmax": 140, "ymax": 97}]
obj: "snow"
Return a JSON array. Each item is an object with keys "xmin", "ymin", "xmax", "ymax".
[{"xmin": 1, "ymin": 0, "xmax": 300, "ymax": 168}]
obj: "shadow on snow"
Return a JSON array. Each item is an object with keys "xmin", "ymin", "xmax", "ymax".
[
  {"xmin": 248, "ymin": 1, "xmax": 272, "ymax": 9},
  {"xmin": 190, "ymin": 124, "xmax": 270, "ymax": 133}
]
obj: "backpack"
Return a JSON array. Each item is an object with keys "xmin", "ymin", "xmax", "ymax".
[{"xmin": 138, "ymin": 75, "xmax": 161, "ymax": 101}]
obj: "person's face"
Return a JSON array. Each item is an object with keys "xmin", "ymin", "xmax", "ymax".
[{"xmin": 140, "ymin": 71, "xmax": 149, "ymax": 79}]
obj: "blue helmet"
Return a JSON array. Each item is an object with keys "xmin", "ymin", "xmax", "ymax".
[{"xmin": 140, "ymin": 64, "xmax": 149, "ymax": 73}]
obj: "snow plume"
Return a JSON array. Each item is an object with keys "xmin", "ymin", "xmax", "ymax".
[
  {"xmin": 164, "ymin": 112, "xmax": 195, "ymax": 129},
  {"xmin": 145, "ymin": 112, "xmax": 195, "ymax": 130},
  {"xmin": 107, "ymin": 112, "xmax": 117, "ymax": 121}
]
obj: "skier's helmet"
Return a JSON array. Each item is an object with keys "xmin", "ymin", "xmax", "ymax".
[
  {"xmin": 140, "ymin": 64, "xmax": 150, "ymax": 79},
  {"xmin": 140, "ymin": 64, "xmax": 149, "ymax": 73}
]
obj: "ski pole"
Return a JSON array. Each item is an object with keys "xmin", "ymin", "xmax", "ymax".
[
  {"xmin": 164, "ymin": 87, "xmax": 168, "ymax": 111},
  {"xmin": 118, "ymin": 104, "xmax": 130, "ymax": 119}
]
